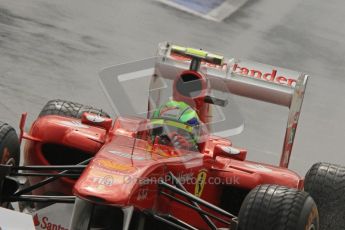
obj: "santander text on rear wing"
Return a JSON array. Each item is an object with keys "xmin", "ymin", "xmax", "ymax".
[{"xmin": 156, "ymin": 42, "xmax": 309, "ymax": 168}]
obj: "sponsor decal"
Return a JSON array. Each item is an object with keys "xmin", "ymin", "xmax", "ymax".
[
  {"xmin": 34, "ymin": 214, "xmax": 68, "ymax": 230},
  {"xmin": 288, "ymin": 113, "xmax": 299, "ymax": 145},
  {"xmin": 33, "ymin": 214, "xmax": 40, "ymax": 226},
  {"xmin": 194, "ymin": 169, "xmax": 207, "ymax": 197},
  {"xmin": 85, "ymin": 114, "xmax": 105, "ymax": 123},
  {"xmin": 95, "ymin": 159, "xmax": 136, "ymax": 173},
  {"xmin": 89, "ymin": 169, "xmax": 125, "ymax": 185},
  {"xmin": 170, "ymin": 53, "xmax": 227, "ymax": 70},
  {"xmin": 245, "ymin": 164, "xmax": 272, "ymax": 173},
  {"xmin": 281, "ymin": 112, "xmax": 300, "ymax": 167},
  {"xmin": 58, "ymin": 120, "xmax": 89, "ymax": 129},
  {"xmin": 171, "ymin": 53, "xmax": 297, "ymax": 87},
  {"xmin": 92, "ymin": 175, "xmax": 114, "ymax": 187},
  {"xmin": 232, "ymin": 63, "xmax": 297, "ymax": 87},
  {"xmin": 137, "ymin": 188, "xmax": 149, "ymax": 201},
  {"xmin": 108, "ymin": 150, "xmax": 148, "ymax": 160},
  {"xmin": 176, "ymin": 172, "xmax": 194, "ymax": 183}
]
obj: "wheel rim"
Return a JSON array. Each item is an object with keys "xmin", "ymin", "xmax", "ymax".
[
  {"xmin": 1, "ymin": 147, "xmax": 16, "ymax": 166},
  {"xmin": 5, "ymin": 157, "xmax": 16, "ymax": 166}
]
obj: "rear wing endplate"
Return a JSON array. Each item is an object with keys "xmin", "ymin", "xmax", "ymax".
[{"xmin": 157, "ymin": 42, "xmax": 309, "ymax": 168}]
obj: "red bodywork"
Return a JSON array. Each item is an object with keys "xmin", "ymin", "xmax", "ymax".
[{"xmin": 23, "ymin": 114, "xmax": 302, "ymax": 229}]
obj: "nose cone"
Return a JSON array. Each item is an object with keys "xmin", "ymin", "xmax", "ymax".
[{"xmin": 73, "ymin": 157, "xmax": 143, "ymax": 206}]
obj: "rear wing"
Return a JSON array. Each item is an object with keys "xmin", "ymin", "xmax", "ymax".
[{"xmin": 157, "ymin": 42, "xmax": 309, "ymax": 168}]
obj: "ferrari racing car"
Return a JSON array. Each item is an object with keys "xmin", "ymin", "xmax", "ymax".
[{"xmin": 0, "ymin": 42, "xmax": 344, "ymax": 230}]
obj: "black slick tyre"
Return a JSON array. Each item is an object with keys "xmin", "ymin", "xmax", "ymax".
[
  {"xmin": 39, "ymin": 99, "xmax": 110, "ymax": 119},
  {"xmin": 0, "ymin": 121, "xmax": 20, "ymax": 166},
  {"xmin": 304, "ymin": 162, "xmax": 345, "ymax": 230},
  {"xmin": 237, "ymin": 184, "xmax": 319, "ymax": 230}
]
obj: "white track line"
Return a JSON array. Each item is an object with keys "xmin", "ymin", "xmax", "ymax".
[
  {"xmin": 158, "ymin": 0, "xmax": 249, "ymax": 22},
  {"xmin": 208, "ymin": 0, "xmax": 249, "ymax": 21},
  {"xmin": 157, "ymin": 0, "xmax": 216, "ymax": 21}
]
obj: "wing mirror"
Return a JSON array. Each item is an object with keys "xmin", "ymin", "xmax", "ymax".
[
  {"xmin": 213, "ymin": 145, "xmax": 247, "ymax": 161},
  {"xmin": 81, "ymin": 112, "xmax": 113, "ymax": 131}
]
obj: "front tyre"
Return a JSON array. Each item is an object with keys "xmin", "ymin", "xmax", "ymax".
[
  {"xmin": 39, "ymin": 99, "xmax": 110, "ymax": 119},
  {"xmin": 237, "ymin": 184, "xmax": 319, "ymax": 230},
  {"xmin": 0, "ymin": 121, "xmax": 20, "ymax": 166},
  {"xmin": 0, "ymin": 121, "xmax": 20, "ymax": 209},
  {"xmin": 305, "ymin": 162, "xmax": 345, "ymax": 230}
]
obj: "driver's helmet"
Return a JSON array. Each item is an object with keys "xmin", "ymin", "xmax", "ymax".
[{"xmin": 150, "ymin": 100, "xmax": 202, "ymax": 151}]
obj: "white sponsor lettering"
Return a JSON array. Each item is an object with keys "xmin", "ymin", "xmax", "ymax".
[
  {"xmin": 59, "ymin": 120, "xmax": 89, "ymax": 129},
  {"xmin": 109, "ymin": 150, "xmax": 149, "ymax": 160},
  {"xmin": 245, "ymin": 164, "xmax": 272, "ymax": 173},
  {"xmin": 92, "ymin": 175, "xmax": 114, "ymax": 186}
]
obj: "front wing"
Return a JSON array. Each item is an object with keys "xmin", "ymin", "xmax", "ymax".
[{"xmin": 0, "ymin": 163, "xmax": 238, "ymax": 230}]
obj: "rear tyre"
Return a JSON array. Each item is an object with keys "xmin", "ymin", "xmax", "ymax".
[
  {"xmin": 39, "ymin": 99, "xmax": 110, "ymax": 119},
  {"xmin": 304, "ymin": 162, "xmax": 345, "ymax": 230},
  {"xmin": 33, "ymin": 100, "xmax": 109, "ymax": 210},
  {"xmin": 237, "ymin": 184, "xmax": 319, "ymax": 230}
]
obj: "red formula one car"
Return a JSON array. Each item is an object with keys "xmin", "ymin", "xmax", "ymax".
[{"xmin": 0, "ymin": 43, "xmax": 344, "ymax": 230}]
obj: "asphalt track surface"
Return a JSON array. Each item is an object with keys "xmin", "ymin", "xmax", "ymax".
[{"xmin": 0, "ymin": 0, "xmax": 345, "ymax": 175}]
